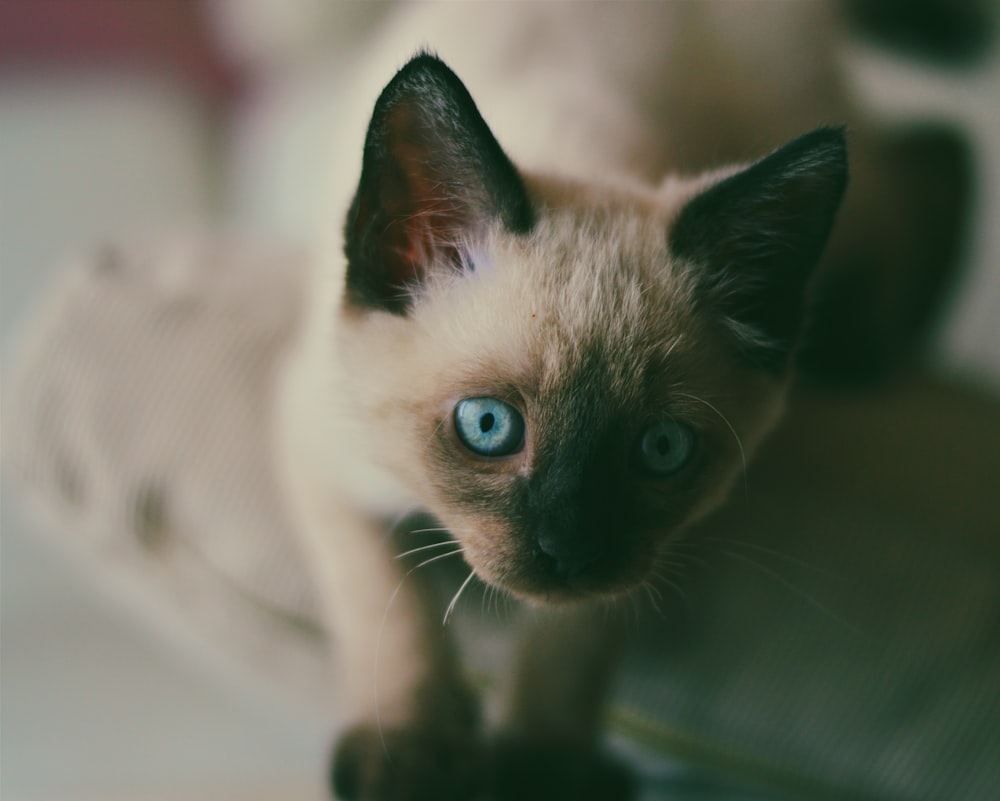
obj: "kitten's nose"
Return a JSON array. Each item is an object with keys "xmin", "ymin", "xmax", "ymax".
[{"xmin": 536, "ymin": 532, "xmax": 600, "ymax": 580}]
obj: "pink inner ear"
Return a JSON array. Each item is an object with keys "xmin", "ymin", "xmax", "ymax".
[
  {"xmin": 384, "ymin": 187, "xmax": 464, "ymax": 290},
  {"xmin": 382, "ymin": 105, "xmax": 469, "ymax": 287}
]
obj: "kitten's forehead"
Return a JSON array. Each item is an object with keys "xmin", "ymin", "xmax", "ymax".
[{"xmin": 418, "ymin": 194, "xmax": 699, "ymax": 400}]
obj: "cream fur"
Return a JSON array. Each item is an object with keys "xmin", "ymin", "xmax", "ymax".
[{"xmin": 274, "ymin": 3, "xmax": 844, "ymax": 795}]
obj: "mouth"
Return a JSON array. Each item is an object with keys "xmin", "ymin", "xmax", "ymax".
[{"xmin": 481, "ymin": 546, "xmax": 652, "ymax": 603}]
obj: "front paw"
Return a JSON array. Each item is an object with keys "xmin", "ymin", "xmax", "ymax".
[
  {"xmin": 490, "ymin": 736, "xmax": 637, "ymax": 801},
  {"xmin": 331, "ymin": 724, "xmax": 484, "ymax": 801}
]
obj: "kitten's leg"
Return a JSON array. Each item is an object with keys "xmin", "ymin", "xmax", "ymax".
[
  {"xmin": 493, "ymin": 604, "xmax": 637, "ymax": 801},
  {"xmin": 286, "ymin": 486, "xmax": 482, "ymax": 801}
]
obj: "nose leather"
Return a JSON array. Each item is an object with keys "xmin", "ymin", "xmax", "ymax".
[{"xmin": 536, "ymin": 528, "xmax": 602, "ymax": 579}]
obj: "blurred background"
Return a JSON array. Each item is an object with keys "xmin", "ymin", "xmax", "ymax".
[{"xmin": 2, "ymin": 2, "xmax": 999, "ymax": 800}]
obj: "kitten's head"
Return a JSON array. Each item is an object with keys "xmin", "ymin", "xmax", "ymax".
[{"xmin": 336, "ymin": 54, "xmax": 847, "ymax": 602}]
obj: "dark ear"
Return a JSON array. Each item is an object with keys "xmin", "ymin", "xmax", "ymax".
[
  {"xmin": 344, "ymin": 53, "xmax": 534, "ymax": 314},
  {"xmin": 669, "ymin": 126, "xmax": 848, "ymax": 370}
]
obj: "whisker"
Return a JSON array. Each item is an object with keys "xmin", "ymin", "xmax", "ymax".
[
  {"xmin": 717, "ymin": 547, "xmax": 862, "ymax": 636},
  {"xmin": 703, "ymin": 535, "xmax": 839, "ymax": 579},
  {"xmin": 387, "ymin": 507, "xmax": 420, "ymax": 534},
  {"xmin": 647, "ymin": 566, "xmax": 690, "ymax": 608},
  {"xmin": 661, "ymin": 576, "xmax": 690, "ymax": 606},
  {"xmin": 395, "ymin": 540, "xmax": 460, "ymax": 561},
  {"xmin": 375, "ymin": 546, "xmax": 465, "ymax": 753},
  {"xmin": 374, "ymin": 578, "xmax": 406, "ymax": 759},
  {"xmin": 601, "ymin": 597, "xmax": 614, "ymax": 625},
  {"xmin": 406, "ymin": 526, "xmax": 450, "ymax": 537},
  {"xmin": 421, "ymin": 415, "xmax": 450, "ymax": 453},
  {"xmin": 490, "ymin": 585, "xmax": 506, "ymax": 620},
  {"xmin": 443, "ymin": 569, "xmax": 477, "ymax": 626},
  {"xmin": 652, "ymin": 559, "xmax": 690, "ymax": 579},
  {"xmin": 675, "ymin": 391, "xmax": 748, "ymax": 501},
  {"xmin": 662, "ymin": 539, "xmax": 709, "ymax": 570},
  {"xmin": 413, "ymin": 549, "xmax": 465, "ymax": 572},
  {"xmin": 480, "ymin": 582, "xmax": 501, "ymax": 620},
  {"xmin": 640, "ymin": 581, "xmax": 664, "ymax": 617},
  {"xmin": 617, "ymin": 594, "xmax": 629, "ymax": 620}
]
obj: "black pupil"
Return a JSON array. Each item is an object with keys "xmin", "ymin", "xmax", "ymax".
[
  {"xmin": 656, "ymin": 434, "xmax": 671, "ymax": 456},
  {"xmin": 480, "ymin": 413, "xmax": 496, "ymax": 433}
]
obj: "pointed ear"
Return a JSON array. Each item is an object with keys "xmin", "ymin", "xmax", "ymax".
[
  {"xmin": 669, "ymin": 127, "xmax": 848, "ymax": 370},
  {"xmin": 344, "ymin": 53, "xmax": 534, "ymax": 314}
]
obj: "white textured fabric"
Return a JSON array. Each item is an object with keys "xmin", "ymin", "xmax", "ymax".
[{"xmin": 5, "ymin": 234, "xmax": 1000, "ymax": 800}]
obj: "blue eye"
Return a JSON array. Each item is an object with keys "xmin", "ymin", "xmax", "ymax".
[
  {"xmin": 637, "ymin": 420, "xmax": 695, "ymax": 476},
  {"xmin": 454, "ymin": 397, "xmax": 525, "ymax": 457}
]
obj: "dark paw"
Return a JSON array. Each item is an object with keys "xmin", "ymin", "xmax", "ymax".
[
  {"xmin": 331, "ymin": 724, "xmax": 484, "ymax": 801},
  {"xmin": 490, "ymin": 737, "xmax": 637, "ymax": 801}
]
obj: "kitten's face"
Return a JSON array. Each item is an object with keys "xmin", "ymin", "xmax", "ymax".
[
  {"xmin": 336, "ymin": 55, "xmax": 846, "ymax": 602},
  {"xmin": 341, "ymin": 188, "xmax": 784, "ymax": 600}
]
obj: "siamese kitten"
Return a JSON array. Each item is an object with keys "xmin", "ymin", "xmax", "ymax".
[{"xmin": 275, "ymin": 52, "xmax": 846, "ymax": 800}]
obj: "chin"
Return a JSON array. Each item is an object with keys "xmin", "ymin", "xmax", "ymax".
[{"xmin": 476, "ymin": 550, "xmax": 656, "ymax": 605}]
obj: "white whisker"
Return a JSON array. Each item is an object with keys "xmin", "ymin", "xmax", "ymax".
[
  {"xmin": 488, "ymin": 584, "xmax": 506, "ymax": 620},
  {"xmin": 661, "ymin": 576, "xmax": 690, "ymax": 606},
  {"xmin": 480, "ymin": 582, "xmax": 497, "ymax": 619},
  {"xmin": 374, "ymin": 546, "xmax": 464, "ymax": 753},
  {"xmin": 395, "ymin": 540, "xmax": 460, "ymax": 560},
  {"xmin": 665, "ymin": 544, "xmax": 709, "ymax": 571},
  {"xmin": 704, "ymin": 535, "xmax": 838, "ymax": 578},
  {"xmin": 387, "ymin": 505, "xmax": 423, "ymax": 534},
  {"xmin": 641, "ymin": 581, "xmax": 664, "ymax": 617},
  {"xmin": 420, "ymin": 415, "xmax": 450, "ymax": 455},
  {"xmin": 374, "ymin": 576, "xmax": 406, "ymax": 759},
  {"xmin": 443, "ymin": 569, "xmax": 477, "ymax": 626},
  {"xmin": 676, "ymin": 391, "xmax": 748, "ymax": 500},
  {"xmin": 413, "ymin": 549, "xmax": 465, "ymax": 572},
  {"xmin": 718, "ymin": 547, "xmax": 862, "ymax": 636},
  {"xmin": 406, "ymin": 526, "xmax": 450, "ymax": 536},
  {"xmin": 648, "ymin": 565, "xmax": 690, "ymax": 608}
]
